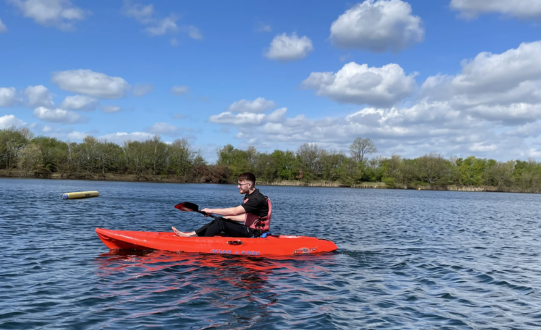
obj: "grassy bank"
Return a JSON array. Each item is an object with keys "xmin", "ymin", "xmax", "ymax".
[{"xmin": 1, "ymin": 169, "xmax": 527, "ymax": 193}]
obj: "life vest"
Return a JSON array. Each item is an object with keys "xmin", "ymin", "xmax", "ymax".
[{"xmin": 244, "ymin": 196, "xmax": 272, "ymax": 232}]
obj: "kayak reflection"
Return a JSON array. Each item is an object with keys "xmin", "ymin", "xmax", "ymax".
[{"xmin": 94, "ymin": 251, "xmax": 337, "ymax": 327}]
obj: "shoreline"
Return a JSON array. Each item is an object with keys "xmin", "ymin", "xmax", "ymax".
[{"xmin": 1, "ymin": 170, "xmax": 536, "ymax": 194}]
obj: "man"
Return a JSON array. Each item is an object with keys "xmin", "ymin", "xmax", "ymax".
[{"xmin": 172, "ymin": 172, "xmax": 270, "ymax": 237}]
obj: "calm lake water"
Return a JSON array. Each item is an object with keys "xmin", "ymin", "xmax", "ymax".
[{"xmin": 1, "ymin": 178, "xmax": 541, "ymax": 329}]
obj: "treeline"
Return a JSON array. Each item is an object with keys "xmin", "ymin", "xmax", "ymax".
[{"xmin": 1, "ymin": 127, "xmax": 541, "ymax": 192}]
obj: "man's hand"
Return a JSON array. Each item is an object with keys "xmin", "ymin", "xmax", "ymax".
[{"xmin": 201, "ymin": 208, "xmax": 213, "ymax": 216}]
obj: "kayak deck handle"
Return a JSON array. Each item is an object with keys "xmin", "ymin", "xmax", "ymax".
[{"xmin": 227, "ymin": 240, "xmax": 243, "ymax": 245}]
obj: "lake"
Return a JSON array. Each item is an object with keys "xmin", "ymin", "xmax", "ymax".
[{"xmin": 1, "ymin": 178, "xmax": 541, "ymax": 329}]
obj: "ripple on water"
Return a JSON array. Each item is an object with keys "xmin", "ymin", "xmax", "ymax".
[{"xmin": 2, "ymin": 179, "xmax": 541, "ymax": 329}]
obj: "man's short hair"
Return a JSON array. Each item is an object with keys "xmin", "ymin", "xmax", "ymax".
[{"xmin": 238, "ymin": 172, "xmax": 256, "ymax": 185}]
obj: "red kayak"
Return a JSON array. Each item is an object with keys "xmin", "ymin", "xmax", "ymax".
[{"xmin": 95, "ymin": 228, "xmax": 338, "ymax": 256}]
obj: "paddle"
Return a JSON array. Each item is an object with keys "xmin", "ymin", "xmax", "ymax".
[{"xmin": 174, "ymin": 202, "xmax": 217, "ymax": 219}]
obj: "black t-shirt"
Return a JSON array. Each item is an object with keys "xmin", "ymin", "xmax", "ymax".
[{"xmin": 241, "ymin": 188, "xmax": 269, "ymax": 218}]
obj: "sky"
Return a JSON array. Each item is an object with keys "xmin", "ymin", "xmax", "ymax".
[{"xmin": 1, "ymin": 0, "xmax": 541, "ymax": 163}]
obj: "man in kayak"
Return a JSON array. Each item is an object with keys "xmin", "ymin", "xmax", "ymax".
[{"xmin": 172, "ymin": 172, "xmax": 270, "ymax": 237}]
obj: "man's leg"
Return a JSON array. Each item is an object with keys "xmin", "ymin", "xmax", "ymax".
[{"xmin": 222, "ymin": 221, "xmax": 254, "ymax": 237}]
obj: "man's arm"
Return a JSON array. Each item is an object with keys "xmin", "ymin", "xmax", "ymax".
[{"xmin": 201, "ymin": 205, "xmax": 246, "ymax": 223}]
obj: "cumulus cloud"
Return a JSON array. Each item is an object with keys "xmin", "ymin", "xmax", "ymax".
[
  {"xmin": 67, "ymin": 131, "xmax": 89, "ymax": 140},
  {"xmin": 204, "ymin": 42, "xmax": 541, "ymax": 160},
  {"xmin": 421, "ymin": 41, "xmax": 541, "ymax": 125},
  {"xmin": 0, "ymin": 87, "xmax": 17, "ymax": 107},
  {"xmin": 0, "ymin": 114, "xmax": 26, "ymax": 128},
  {"xmin": 264, "ymin": 33, "xmax": 314, "ymax": 61},
  {"xmin": 33, "ymin": 106, "xmax": 86, "ymax": 124},
  {"xmin": 330, "ymin": 0, "xmax": 424, "ymax": 52},
  {"xmin": 60, "ymin": 95, "xmax": 98, "ymax": 111},
  {"xmin": 171, "ymin": 85, "xmax": 189, "ymax": 95},
  {"xmin": 227, "ymin": 97, "xmax": 276, "ymax": 113},
  {"xmin": 8, "ymin": 0, "xmax": 88, "ymax": 31},
  {"xmin": 450, "ymin": 0, "xmax": 541, "ymax": 20},
  {"xmin": 302, "ymin": 62, "xmax": 417, "ymax": 107},
  {"xmin": 147, "ymin": 122, "xmax": 179, "ymax": 135},
  {"xmin": 51, "ymin": 69, "xmax": 130, "ymax": 99},
  {"xmin": 122, "ymin": 1, "xmax": 202, "ymax": 40},
  {"xmin": 25, "ymin": 85, "xmax": 54, "ymax": 108},
  {"xmin": 133, "ymin": 84, "xmax": 154, "ymax": 97},
  {"xmin": 0, "ymin": 18, "xmax": 7, "ymax": 33},
  {"xmin": 101, "ymin": 105, "xmax": 122, "ymax": 113},
  {"xmin": 98, "ymin": 131, "xmax": 155, "ymax": 145},
  {"xmin": 209, "ymin": 107, "xmax": 287, "ymax": 126}
]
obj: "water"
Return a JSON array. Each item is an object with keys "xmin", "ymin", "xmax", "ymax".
[{"xmin": 1, "ymin": 178, "xmax": 541, "ymax": 329}]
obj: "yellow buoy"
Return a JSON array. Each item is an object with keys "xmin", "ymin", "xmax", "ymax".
[
  {"xmin": 62, "ymin": 191, "xmax": 99, "ymax": 199},
  {"xmin": 418, "ymin": 188, "xmax": 421, "ymax": 190}
]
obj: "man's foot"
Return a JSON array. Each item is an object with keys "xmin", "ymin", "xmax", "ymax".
[{"xmin": 172, "ymin": 227, "xmax": 196, "ymax": 237}]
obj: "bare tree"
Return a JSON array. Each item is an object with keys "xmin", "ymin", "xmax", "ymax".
[
  {"xmin": 18, "ymin": 144, "xmax": 42, "ymax": 176},
  {"xmin": 349, "ymin": 137, "xmax": 377, "ymax": 164}
]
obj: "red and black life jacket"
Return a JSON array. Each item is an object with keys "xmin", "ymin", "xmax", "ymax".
[{"xmin": 244, "ymin": 196, "xmax": 272, "ymax": 232}]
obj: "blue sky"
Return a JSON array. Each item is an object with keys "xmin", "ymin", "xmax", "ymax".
[{"xmin": 1, "ymin": 0, "xmax": 541, "ymax": 162}]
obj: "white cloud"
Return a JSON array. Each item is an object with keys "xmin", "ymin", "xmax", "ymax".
[
  {"xmin": 9, "ymin": 0, "xmax": 88, "ymax": 31},
  {"xmin": 145, "ymin": 15, "xmax": 178, "ymax": 35},
  {"xmin": 67, "ymin": 131, "xmax": 89, "ymax": 140},
  {"xmin": 421, "ymin": 41, "xmax": 541, "ymax": 125},
  {"xmin": 101, "ymin": 105, "xmax": 122, "ymax": 113},
  {"xmin": 122, "ymin": 0, "xmax": 153, "ymax": 23},
  {"xmin": 25, "ymin": 85, "xmax": 53, "ymax": 108},
  {"xmin": 51, "ymin": 69, "xmax": 130, "ymax": 99},
  {"xmin": 0, "ymin": 18, "xmax": 7, "ymax": 33},
  {"xmin": 181, "ymin": 25, "xmax": 203, "ymax": 40},
  {"xmin": 147, "ymin": 122, "xmax": 179, "ymax": 135},
  {"xmin": 171, "ymin": 85, "xmax": 189, "ymax": 95},
  {"xmin": 60, "ymin": 95, "xmax": 98, "ymax": 111},
  {"xmin": 227, "ymin": 97, "xmax": 276, "ymax": 113},
  {"xmin": 330, "ymin": 0, "xmax": 424, "ymax": 52},
  {"xmin": 0, "ymin": 114, "xmax": 26, "ymax": 128},
  {"xmin": 122, "ymin": 1, "xmax": 202, "ymax": 41},
  {"xmin": 209, "ymin": 107, "xmax": 287, "ymax": 126},
  {"xmin": 0, "ymin": 87, "xmax": 17, "ymax": 107},
  {"xmin": 133, "ymin": 83, "xmax": 154, "ymax": 97},
  {"xmin": 302, "ymin": 62, "xmax": 417, "ymax": 107},
  {"xmin": 98, "ymin": 131, "xmax": 155, "ymax": 144},
  {"xmin": 450, "ymin": 0, "xmax": 541, "ymax": 19},
  {"xmin": 264, "ymin": 33, "xmax": 314, "ymax": 62},
  {"xmin": 33, "ymin": 106, "xmax": 86, "ymax": 124}
]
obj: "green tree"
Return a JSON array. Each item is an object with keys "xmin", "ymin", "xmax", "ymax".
[
  {"xmin": 270, "ymin": 150, "xmax": 298, "ymax": 181},
  {"xmin": 416, "ymin": 153, "xmax": 453, "ymax": 185},
  {"xmin": 217, "ymin": 144, "xmax": 255, "ymax": 181},
  {"xmin": 169, "ymin": 138, "xmax": 195, "ymax": 179},
  {"xmin": 0, "ymin": 127, "xmax": 29, "ymax": 172},
  {"xmin": 296, "ymin": 143, "xmax": 322, "ymax": 181},
  {"xmin": 30, "ymin": 136, "xmax": 68, "ymax": 172},
  {"xmin": 456, "ymin": 156, "xmax": 487, "ymax": 186}
]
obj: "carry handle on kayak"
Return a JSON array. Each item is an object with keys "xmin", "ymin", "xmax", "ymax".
[{"xmin": 227, "ymin": 240, "xmax": 243, "ymax": 245}]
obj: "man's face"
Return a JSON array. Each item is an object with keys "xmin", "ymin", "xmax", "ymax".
[{"xmin": 237, "ymin": 180, "xmax": 251, "ymax": 194}]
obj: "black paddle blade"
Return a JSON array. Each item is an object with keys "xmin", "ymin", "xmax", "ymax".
[{"xmin": 174, "ymin": 202, "xmax": 199, "ymax": 212}]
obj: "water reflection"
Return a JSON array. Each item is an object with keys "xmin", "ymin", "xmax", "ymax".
[{"xmin": 94, "ymin": 250, "xmax": 335, "ymax": 328}]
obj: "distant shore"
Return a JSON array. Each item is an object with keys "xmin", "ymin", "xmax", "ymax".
[{"xmin": 1, "ymin": 169, "xmax": 528, "ymax": 193}]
